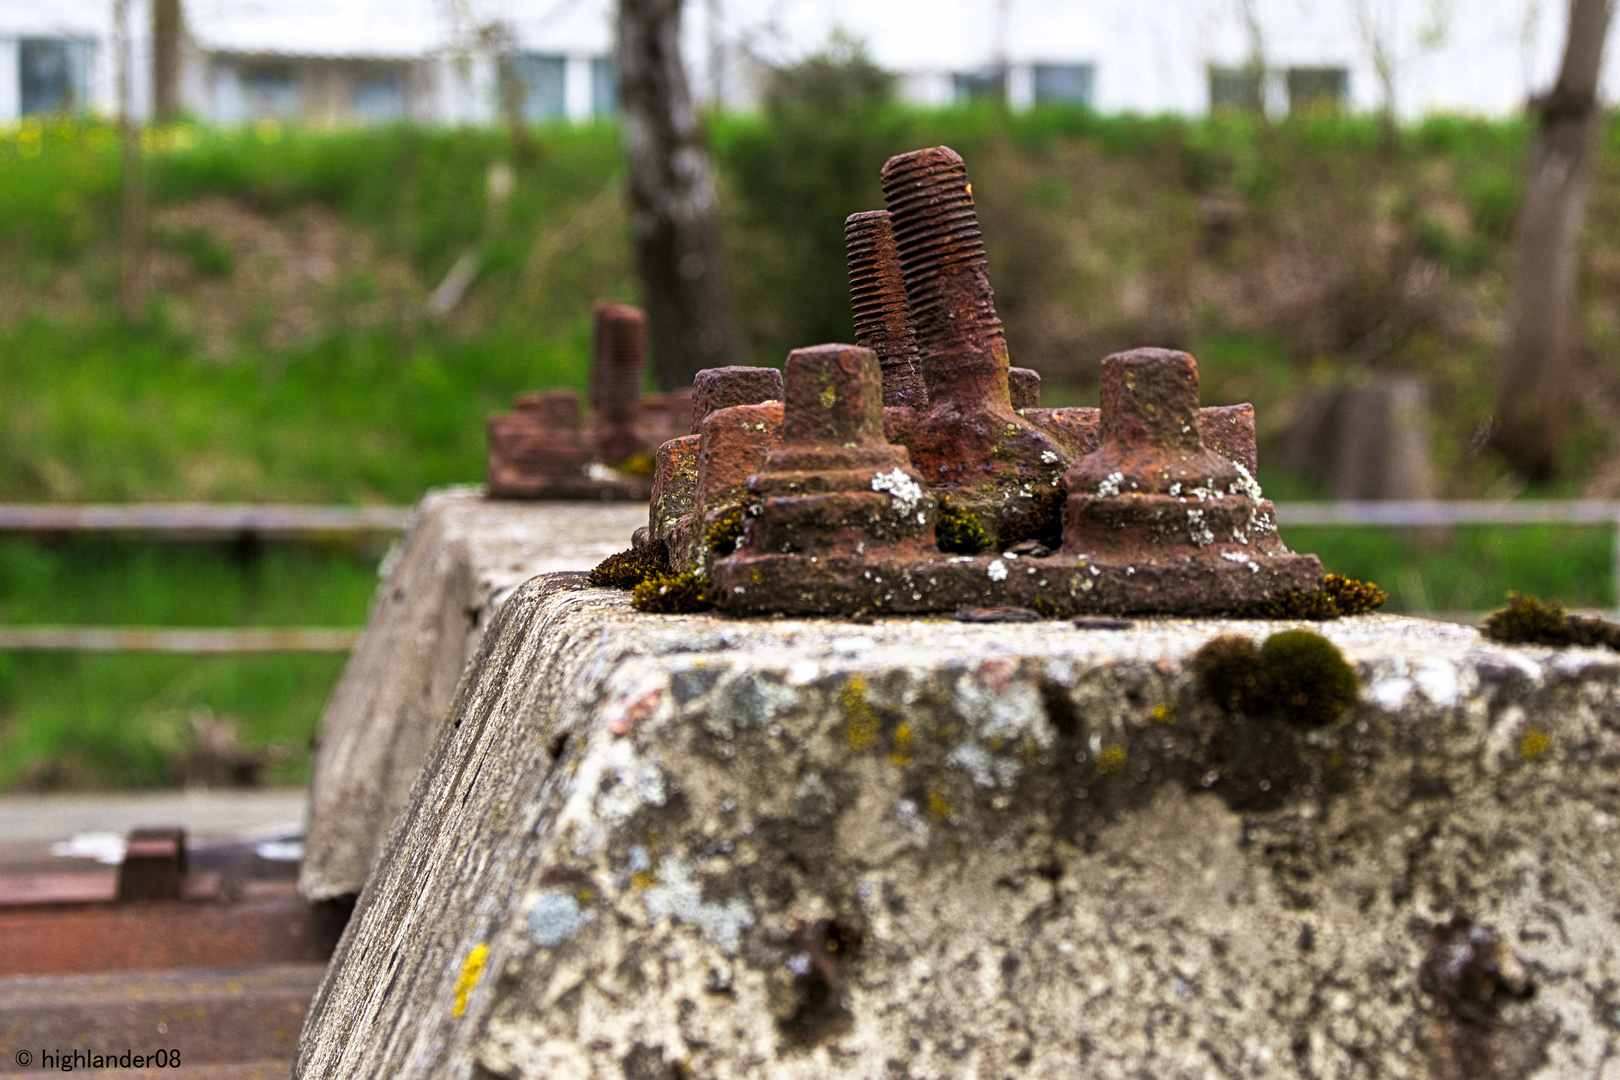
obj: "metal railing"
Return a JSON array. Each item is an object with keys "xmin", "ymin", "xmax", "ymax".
[
  {"xmin": 0, "ymin": 503, "xmax": 411, "ymax": 538},
  {"xmin": 0, "ymin": 500, "xmax": 1616, "ymax": 650}
]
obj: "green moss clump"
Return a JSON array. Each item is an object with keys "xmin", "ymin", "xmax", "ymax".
[
  {"xmin": 615, "ymin": 452, "xmax": 656, "ymax": 478},
  {"xmin": 1194, "ymin": 629, "xmax": 1359, "ymax": 728},
  {"xmin": 631, "ymin": 571, "xmax": 716, "ymax": 614},
  {"xmin": 588, "ymin": 542, "xmax": 669, "ymax": 589},
  {"xmin": 1482, "ymin": 593, "xmax": 1620, "ymax": 650},
  {"xmin": 1192, "ymin": 634, "xmax": 1270, "ymax": 714},
  {"xmin": 1262, "ymin": 629, "xmax": 1360, "ymax": 728},
  {"xmin": 1323, "ymin": 574, "xmax": 1388, "ymax": 615},
  {"xmin": 1240, "ymin": 588, "xmax": 1338, "ymax": 620},
  {"xmin": 1238, "ymin": 573, "xmax": 1387, "ymax": 619},
  {"xmin": 935, "ymin": 497, "xmax": 989, "ymax": 555},
  {"xmin": 705, "ymin": 505, "xmax": 747, "ymax": 555}
]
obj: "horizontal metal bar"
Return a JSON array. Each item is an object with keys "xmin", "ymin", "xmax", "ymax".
[
  {"xmin": 0, "ymin": 500, "xmax": 1617, "ymax": 539},
  {"xmin": 0, "ymin": 627, "xmax": 360, "ymax": 653},
  {"xmin": 1273, "ymin": 501, "xmax": 1620, "ymax": 526},
  {"xmin": 0, "ymin": 504, "xmax": 411, "ymax": 537}
]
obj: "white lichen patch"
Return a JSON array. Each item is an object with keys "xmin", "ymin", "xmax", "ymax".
[
  {"xmin": 1229, "ymin": 462, "xmax": 1264, "ymax": 501},
  {"xmin": 1186, "ymin": 508, "xmax": 1215, "ymax": 547},
  {"xmin": 871, "ymin": 469, "xmax": 924, "ymax": 518},
  {"xmin": 1097, "ymin": 471, "xmax": 1124, "ymax": 497},
  {"xmin": 987, "ymin": 560, "xmax": 1009, "ymax": 582},
  {"xmin": 642, "ymin": 857, "xmax": 754, "ymax": 955},
  {"xmin": 946, "ymin": 742, "xmax": 1021, "ymax": 789},
  {"xmin": 557, "ymin": 735, "xmax": 669, "ymax": 856},
  {"xmin": 527, "ymin": 888, "xmax": 593, "ymax": 947},
  {"xmin": 1041, "ymin": 450, "xmax": 1061, "ymax": 464}
]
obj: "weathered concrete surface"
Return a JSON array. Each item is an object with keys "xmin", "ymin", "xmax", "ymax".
[
  {"xmin": 298, "ymin": 490, "xmax": 646, "ymax": 902},
  {"xmin": 297, "ymin": 579, "xmax": 1620, "ymax": 1079}
]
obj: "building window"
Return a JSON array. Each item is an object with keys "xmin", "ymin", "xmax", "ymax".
[
  {"xmin": 591, "ymin": 56, "xmax": 616, "ymax": 115},
  {"xmin": 510, "ymin": 53, "xmax": 566, "ymax": 119},
  {"xmin": 20, "ymin": 38, "xmax": 92, "ymax": 116},
  {"xmin": 353, "ymin": 72, "xmax": 405, "ymax": 121},
  {"xmin": 1033, "ymin": 63, "xmax": 1093, "ymax": 105},
  {"xmin": 1286, "ymin": 67, "xmax": 1347, "ymax": 115},
  {"xmin": 953, "ymin": 67, "xmax": 1005, "ymax": 104},
  {"xmin": 241, "ymin": 64, "xmax": 299, "ymax": 118},
  {"xmin": 1209, "ymin": 66, "xmax": 1264, "ymax": 113}
]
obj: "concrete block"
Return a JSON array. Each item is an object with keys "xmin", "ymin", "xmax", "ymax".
[
  {"xmin": 297, "ymin": 578, "xmax": 1620, "ymax": 1078},
  {"xmin": 298, "ymin": 489, "xmax": 646, "ymax": 903}
]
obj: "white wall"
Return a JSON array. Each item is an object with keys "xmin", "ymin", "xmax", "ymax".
[
  {"xmin": 687, "ymin": 0, "xmax": 1616, "ymax": 119},
  {"xmin": 0, "ymin": 0, "xmax": 1605, "ymax": 124},
  {"xmin": 0, "ymin": 39, "xmax": 16, "ymax": 121}
]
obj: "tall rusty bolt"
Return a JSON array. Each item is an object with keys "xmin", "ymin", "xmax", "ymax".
[
  {"xmin": 590, "ymin": 302, "xmax": 649, "ymax": 465},
  {"xmin": 879, "ymin": 146, "xmax": 1010, "ymax": 414},
  {"xmin": 877, "ymin": 145, "xmax": 1069, "ymax": 539},
  {"xmin": 845, "ymin": 210, "xmax": 926, "ymax": 409}
]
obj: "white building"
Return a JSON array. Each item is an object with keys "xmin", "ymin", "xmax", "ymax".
[{"xmin": 0, "ymin": 0, "xmax": 1612, "ymax": 126}]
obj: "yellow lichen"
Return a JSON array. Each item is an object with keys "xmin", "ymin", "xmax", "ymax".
[
  {"xmin": 451, "ymin": 942, "xmax": 488, "ymax": 1018},
  {"xmin": 841, "ymin": 677, "xmax": 881, "ymax": 751},
  {"xmin": 1520, "ymin": 728, "xmax": 1550, "ymax": 760},
  {"xmin": 888, "ymin": 722, "xmax": 914, "ymax": 766},
  {"xmin": 1150, "ymin": 703, "xmax": 1176, "ymax": 725},
  {"xmin": 927, "ymin": 791, "xmax": 952, "ymax": 821},
  {"xmin": 630, "ymin": 870, "xmax": 657, "ymax": 889},
  {"xmin": 1095, "ymin": 744, "xmax": 1128, "ymax": 774}
]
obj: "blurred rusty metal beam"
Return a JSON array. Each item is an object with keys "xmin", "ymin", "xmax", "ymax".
[
  {"xmin": 0, "ymin": 503, "xmax": 411, "ymax": 537},
  {"xmin": 2, "ymin": 500, "xmax": 1617, "ymax": 536},
  {"xmin": 0, "ymin": 627, "xmax": 359, "ymax": 652}
]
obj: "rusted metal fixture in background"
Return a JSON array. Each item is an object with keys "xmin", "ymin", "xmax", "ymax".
[
  {"xmin": 486, "ymin": 301, "xmax": 691, "ymax": 500},
  {"xmin": 635, "ymin": 145, "xmax": 1322, "ymax": 616},
  {"xmin": 116, "ymin": 826, "xmax": 186, "ymax": 902}
]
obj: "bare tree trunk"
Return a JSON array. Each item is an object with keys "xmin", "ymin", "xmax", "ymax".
[
  {"xmin": 616, "ymin": 0, "xmax": 741, "ymax": 390},
  {"xmin": 114, "ymin": 0, "xmax": 147, "ymax": 321},
  {"xmin": 151, "ymin": 0, "xmax": 181, "ymax": 122},
  {"xmin": 1492, "ymin": 0, "xmax": 1614, "ymax": 477}
]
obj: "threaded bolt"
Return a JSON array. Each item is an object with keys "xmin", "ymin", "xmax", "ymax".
[
  {"xmin": 588, "ymin": 302, "xmax": 649, "ymax": 464},
  {"xmin": 879, "ymin": 146, "xmax": 1010, "ymax": 413},
  {"xmin": 845, "ymin": 210, "xmax": 925, "ymax": 409}
]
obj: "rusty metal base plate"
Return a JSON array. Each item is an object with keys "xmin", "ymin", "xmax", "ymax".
[{"xmin": 713, "ymin": 547, "xmax": 1323, "ymax": 617}]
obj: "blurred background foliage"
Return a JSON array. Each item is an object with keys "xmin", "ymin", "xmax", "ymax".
[{"xmin": 6, "ymin": 47, "xmax": 1620, "ymax": 788}]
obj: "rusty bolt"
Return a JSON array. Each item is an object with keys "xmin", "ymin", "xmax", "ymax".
[
  {"xmin": 591, "ymin": 302, "xmax": 647, "ymax": 423},
  {"xmin": 691, "ymin": 366, "xmax": 785, "ymax": 434},
  {"xmin": 879, "ymin": 146, "xmax": 1011, "ymax": 413},
  {"xmin": 845, "ymin": 210, "xmax": 925, "ymax": 409},
  {"xmin": 1009, "ymin": 366, "xmax": 1041, "ymax": 409},
  {"xmin": 590, "ymin": 303, "xmax": 649, "ymax": 464}
]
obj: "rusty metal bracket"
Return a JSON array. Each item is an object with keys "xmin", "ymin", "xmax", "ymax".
[
  {"xmin": 640, "ymin": 147, "xmax": 1322, "ymax": 616},
  {"xmin": 486, "ymin": 301, "xmax": 691, "ymax": 500}
]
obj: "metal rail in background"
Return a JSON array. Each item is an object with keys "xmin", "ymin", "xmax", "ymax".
[
  {"xmin": 0, "ymin": 627, "xmax": 360, "ymax": 653},
  {"xmin": 1272, "ymin": 500, "xmax": 1620, "ymax": 526},
  {"xmin": 0, "ymin": 504, "xmax": 412, "ymax": 537},
  {"xmin": 0, "ymin": 501, "xmax": 1616, "ymax": 651},
  {"xmin": 3, "ymin": 500, "xmax": 1618, "ymax": 534}
]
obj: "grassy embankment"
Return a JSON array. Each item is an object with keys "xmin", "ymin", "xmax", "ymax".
[{"xmin": 3, "ymin": 105, "xmax": 1618, "ymax": 788}]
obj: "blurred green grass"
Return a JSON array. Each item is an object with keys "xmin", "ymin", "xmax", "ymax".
[
  {"xmin": 0, "ymin": 538, "xmax": 380, "ymax": 789},
  {"xmin": 4, "ymin": 104, "xmax": 1619, "ymax": 790},
  {"xmin": 1284, "ymin": 525, "xmax": 1614, "ymax": 615},
  {"xmin": 0, "ymin": 650, "xmax": 348, "ymax": 790}
]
